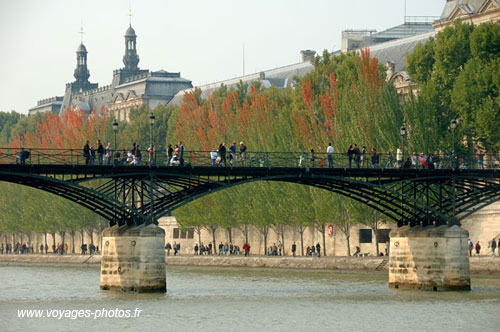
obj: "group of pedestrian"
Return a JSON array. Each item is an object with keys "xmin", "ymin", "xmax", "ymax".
[
  {"xmin": 468, "ymin": 238, "xmax": 500, "ymax": 257},
  {"xmin": 305, "ymin": 243, "xmax": 322, "ymax": 257},
  {"xmin": 80, "ymin": 243, "xmax": 97, "ymax": 255},
  {"xmin": 166, "ymin": 142, "xmax": 185, "ymax": 166},
  {"xmin": 211, "ymin": 141, "xmax": 247, "ymax": 167},
  {"xmin": 266, "ymin": 241, "xmax": 284, "ymax": 256},
  {"xmin": 83, "ymin": 140, "xmax": 112, "ymax": 165},
  {"xmin": 0, "ymin": 242, "xmax": 34, "ymax": 254}
]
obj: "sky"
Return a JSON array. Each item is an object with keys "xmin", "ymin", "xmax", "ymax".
[{"xmin": 0, "ymin": 0, "xmax": 445, "ymax": 114}]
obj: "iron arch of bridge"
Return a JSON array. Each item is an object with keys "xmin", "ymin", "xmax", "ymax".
[{"xmin": 1, "ymin": 168, "xmax": 499, "ymax": 227}]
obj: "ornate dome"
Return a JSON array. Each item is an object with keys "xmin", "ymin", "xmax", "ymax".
[
  {"xmin": 125, "ymin": 25, "xmax": 136, "ymax": 37},
  {"xmin": 76, "ymin": 43, "xmax": 87, "ymax": 53}
]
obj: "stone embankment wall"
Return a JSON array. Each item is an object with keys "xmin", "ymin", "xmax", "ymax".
[{"xmin": 1, "ymin": 254, "xmax": 500, "ymax": 273}]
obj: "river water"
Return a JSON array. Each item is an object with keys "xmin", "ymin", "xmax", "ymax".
[{"xmin": 1, "ymin": 264, "xmax": 499, "ymax": 332}]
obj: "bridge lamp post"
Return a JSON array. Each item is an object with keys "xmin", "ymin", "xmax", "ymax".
[
  {"xmin": 112, "ymin": 120, "xmax": 118, "ymax": 153},
  {"xmin": 450, "ymin": 119, "xmax": 457, "ymax": 169},
  {"xmin": 400, "ymin": 125, "xmax": 406, "ymax": 163},
  {"xmin": 149, "ymin": 112, "xmax": 155, "ymax": 165}
]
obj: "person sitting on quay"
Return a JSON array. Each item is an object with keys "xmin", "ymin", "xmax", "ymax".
[{"xmin": 353, "ymin": 246, "xmax": 361, "ymax": 257}]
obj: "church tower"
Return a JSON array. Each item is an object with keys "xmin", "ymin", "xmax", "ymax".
[
  {"xmin": 74, "ymin": 43, "xmax": 90, "ymax": 84},
  {"xmin": 123, "ymin": 25, "xmax": 140, "ymax": 71}
]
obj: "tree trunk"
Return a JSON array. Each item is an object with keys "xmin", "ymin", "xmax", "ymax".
[
  {"xmin": 70, "ymin": 231, "xmax": 76, "ymax": 253},
  {"xmin": 226, "ymin": 227, "xmax": 232, "ymax": 243},
  {"xmin": 346, "ymin": 235, "xmax": 351, "ymax": 256},
  {"xmin": 322, "ymin": 228, "xmax": 326, "ymax": 256},
  {"xmin": 299, "ymin": 228, "xmax": 304, "ymax": 256},
  {"xmin": 259, "ymin": 226, "xmax": 269, "ymax": 255},
  {"xmin": 51, "ymin": 232, "xmax": 56, "ymax": 252},
  {"xmin": 80, "ymin": 231, "xmax": 85, "ymax": 252},
  {"xmin": 281, "ymin": 228, "xmax": 286, "ymax": 256},
  {"xmin": 211, "ymin": 229, "xmax": 217, "ymax": 255},
  {"xmin": 44, "ymin": 233, "xmax": 48, "ymax": 253},
  {"xmin": 195, "ymin": 226, "xmax": 202, "ymax": 247}
]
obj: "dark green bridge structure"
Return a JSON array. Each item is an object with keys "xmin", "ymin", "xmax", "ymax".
[
  {"xmin": 1, "ymin": 148, "xmax": 499, "ymax": 292},
  {"xmin": 0, "ymin": 155, "xmax": 498, "ymax": 227}
]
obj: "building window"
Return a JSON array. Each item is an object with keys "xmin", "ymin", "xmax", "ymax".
[
  {"xmin": 359, "ymin": 229, "xmax": 372, "ymax": 243},
  {"xmin": 173, "ymin": 228, "xmax": 194, "ymax": 239},
  {"xmin": 376, "ymin": 229, "xmax": 391, "ymax": 243}
]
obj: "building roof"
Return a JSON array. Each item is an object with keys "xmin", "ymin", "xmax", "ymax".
[
  {"xmin": 372, "ymin": 22, "xmax": 435, "ymax": 42},
  {"xmin": 168, "ymin": 61, "xmax": 314, "ymax": 106},
  {"xmin": 368, "ymin": 31, "xmax": 435, "ymax": 72},
  {"xmin": 439, "ymin": 0, "xmax": 488, "ymax": 19}
]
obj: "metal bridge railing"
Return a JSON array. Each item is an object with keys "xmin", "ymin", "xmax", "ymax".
[{"xmin": 0, "ymin": 147, "xmax": 498, "ymax": 170}]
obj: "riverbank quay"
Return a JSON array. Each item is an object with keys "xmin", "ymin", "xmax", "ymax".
[{"xmin": 1, "ymin": 254, "xmax": 500, "ymax": 273}]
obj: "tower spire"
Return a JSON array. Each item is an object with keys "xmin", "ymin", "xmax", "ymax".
[
  {"xmin": 79, "ymin": 22, "xmax": 84, "ymax": 43},
  {"xmin": 123, "ymin": 8, "xmax": 140, "ymax": 71},
  {"xmin": 128, "ymin": 7, "xmax": 133, "ymax": 26}
]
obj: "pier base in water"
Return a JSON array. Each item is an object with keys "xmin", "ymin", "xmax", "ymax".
[
  {"xmin": 100, "ymin": 223, "xmax": 166, "ymax": 293},
  {"xmin": 389, "ymin": 225, "xmax": 471, "ymax": 291}
]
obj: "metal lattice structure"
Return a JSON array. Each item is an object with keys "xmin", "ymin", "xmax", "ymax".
[{"xmin": 0, "ymin": 163, "xmax": 498, "ymax": 227}]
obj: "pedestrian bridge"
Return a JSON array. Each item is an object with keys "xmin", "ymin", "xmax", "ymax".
[
  {"xmin": 1, "ymin": 147, "xmax": 499, "ymax": 292},
  {"xmin": 0, "ymin": 148, "xmax": 498, "ymax": 227}
]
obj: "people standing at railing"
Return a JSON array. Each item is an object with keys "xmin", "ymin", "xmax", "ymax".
[
  {"xmin": 97, "ymin": 140, "xmax": 104, "ymax": 165},
  {"xmin": 83, "ymin": 140, "xmax": 90, "ymax": 165},
  {"xmin": 178, "ymin": 141, "xmax": 185, "ymax": 166},
  {"xmin": 403, "ymin": 157, "xmax": 412, "ymax": 168},
  {"xmin": 396, "ymin": 146, "xmax": 403, "ymax": 168},
  {"xmin": 218, "ymin": 143, "xmax": 227, "ymax": 166},
  {"xmin": 240, "ymin": 142, "xmax": 247, "ymax": 166},
  {"xmin": 167, "ymin": 144, "xmax": 173, "ymax": 166},
  {"xmin": 371, "ymin": 148, "xmax": 379, "ymax": 168},
  {"xmin": 15, "ymin": 148, "xmax": 29, "ymax": 165},
  {"xmin": 347, "ymin": 145, "xmax": 354, "ymax": 168},
  {"xmin": 310, "ymin": 149, "xmax": 315, "ymax": 167},
  {"xmin": 229, "ymin": 141, "xmax": 237, "ymax": 166},
  {"xmin": 89, "ymin": 145, "xmax": 96, "ymax": 165},
  {"xmin": 411, "ymin": 152, "xmax": 418, "ymax": 168},
  {"xmin": 105, "ymin": 142, "xmax": 112, "ymax": 165},
  {"xmin": 361, "ymin": 146, "xmax": 366, "ymax": 168},
  {"xmin": 353, "ymin": 144, "xmax": 361, "ymax": 168},
  {"xmin": 477, "ymin": 150, "xmax": 484, "ymax": 169},
  {"xmin": 135, "ymin": 145, "xmax": 142, "ymax": 165},
  {"xmin": 210, "ymin": 149, "xmax": 218, "ymax": 166},
  {"xmin": 327, "ymin": 143, "xmax": 334, "ymax": 168},
  {"xmin": 386, "ymin": 151, "xmax": 393, "ymax": 168}
]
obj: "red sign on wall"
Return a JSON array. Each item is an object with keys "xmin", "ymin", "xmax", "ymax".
[{"xmin": 327, "ymin": 225, "xmax": 334, "ymax": 236}]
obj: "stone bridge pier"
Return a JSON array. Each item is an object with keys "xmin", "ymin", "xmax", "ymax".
[
  {"xmin": 100, "ymin": 223, "xmax": 166, "ymax": 292},
  {"xmin": 389, "ymin": 225, "xmax": 470, "ymax": 291}
]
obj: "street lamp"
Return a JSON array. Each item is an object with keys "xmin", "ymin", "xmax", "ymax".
[
  {"xmin": 400, "ymin": 125, "xmax": 406, "ymax": 165},
  {"xmin": 450, "ymin": 119, "xmax": 457, "ymax": 169},
  {"xmin": 112, "ymin": 120, "xmax": 118, "ymax": 153},
  {"xmin": 149, "ymin": 112, "xmax": 155, "ymax": 165}
]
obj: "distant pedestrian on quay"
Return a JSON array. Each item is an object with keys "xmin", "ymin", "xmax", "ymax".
[
  {"xmin": 491, "ymin": 238, "xmax": 497, "ymax": 256},
  {"xmin": 316, "ymin": 243, "xmax": 321, "ymax": 257},
  {"xmin": 291, "ymin": 242, "xmax": 296, "ymax": 257},
  {"xmin": 468, "ymin": 239, "xmax": 473, "ymax": 257},
  {"xmin": 475, "ymin": 241, "xmax": 481, "ymax": 255}
]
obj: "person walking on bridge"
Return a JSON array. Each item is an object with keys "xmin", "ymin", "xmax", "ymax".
[{"xmin": 327, "ymin": 143, "xmax": 334, "ymax": 168}]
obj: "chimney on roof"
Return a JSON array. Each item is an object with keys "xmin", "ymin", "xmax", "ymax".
[{"xmin": 300, "ymin": 50, "xmax": 316, "ymax": 63}]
